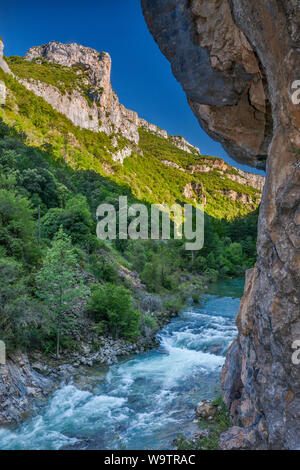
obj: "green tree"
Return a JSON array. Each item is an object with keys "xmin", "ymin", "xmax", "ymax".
[
  {"xmin": 0, "ymin": 189, "xmax": 38, "ymax": 264},
  {"xmin": 40, "ymin": 194, "xmax": 96, "ymax": 249},
  {"xmin": 36, "ymin": 227, "xmax": 90, "ymax": 358},
  {"xmin": 141, "ymin": 262, "xmax": 160, "ymax": 292},
  {"xmin": 19, "ymin": 167, "xmax": 58, "ymax": 207},
  {"xmin": 40, "ymin": 207, "xmax": 64, "ymax": 240},
  {"xmin": 0, "ymin": 257, "xmax": 41, "ymax": 351},
  {"xmin": 141, "ymin": 249, "xmax": 178, "ymax": 293},
  {"xmin": 87, "ymin": 283, "xmax": 140, "ymax": 340},
  {"xmin": 125, "ymin": 240, "xmax": 147, "ymax": 273},
  {"xmin": 89, "ymin": 254, "xmax": 118, "ymax": 283}
]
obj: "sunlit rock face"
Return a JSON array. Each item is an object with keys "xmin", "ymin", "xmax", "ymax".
[
  {"xmin": 0, "ymin": 39, "xmax": 13, "ymax": 76},
  {"xmin": 24, "ymin": 41, "xmax": 141, "ymax": 144},
  {"xmin": 142, "ymin": 0, "xmax": 300, "ymax": 450},
  {"xmin": 21, "ymin": 41, "xmax": 201, "ymax": 156}
]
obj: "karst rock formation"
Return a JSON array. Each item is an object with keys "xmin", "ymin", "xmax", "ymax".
[{"xmin": 141, "ymin": 0, "xmax": 300, "ymax": 449}]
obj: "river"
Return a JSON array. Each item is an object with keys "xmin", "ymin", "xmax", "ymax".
[{"xmin": 0, "ymin": 278, "xmax": 244, "ymax": 450}]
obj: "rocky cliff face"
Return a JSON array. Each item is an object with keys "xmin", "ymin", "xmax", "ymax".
[
  {"xmin": 24, "ymin": 42, "xmax": 141, "ymax": 144},
  {"xmin": 189, "ymin": 159, "xmax": 265, "ymax": 191},
  {"xmin": 142, "ymin": 0, "xmax": 300, "ymax": 450},
  {"xmin": 0, "ymin": 39, "xmax": 13, "ymax": 76},
  {"xmin": 0, "ymin": 352, "xmax": 54, "ymax": 425},
  {"xmin": 17, "ymin": 41, "xmax": 201, "ymax": 156},
  {"xmin": 141, "ymin": 0, "xmax": 272, "ymax": 170}
]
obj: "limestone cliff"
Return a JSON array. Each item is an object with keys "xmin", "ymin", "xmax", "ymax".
[
  {"xmin": 15, "ymin": 41, "xmax": 201, "ymax": 156},
  {"xmin": 142, "ymin": 0, "xmax": 300, "ymax": 450},
  {"xmin": 0, "ymin": 39, "xmax": 13, "ymax": 76},
  {"xmin": 0, "ymin": 38, "xmax": 265, "ymax": 214},
  {"xmin": 0, "ymin": 352, "xmax": 54, "ymax": 425},
  {"xmin": 24, "ymin": 42, "xmax": 141, "ymax": 144}
]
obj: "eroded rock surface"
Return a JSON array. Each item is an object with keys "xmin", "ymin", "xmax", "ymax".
[
  {"xmin": 0, "ymin": 39, "xmax": 13, "ymax": 76},
  {"xmin": 0, "ymin": 352, "xmax": 54, "ymax": 425},
  {"xmin": 142, "ymin": 0, "xmax": 300, "ymax": 450},
  {"xmin": 20, "ymin": 41, "xmax": 201, "ymax": 156},
  {"xmin": 141, "ymin": 0, "xmax": 272, "ymax": 170}
]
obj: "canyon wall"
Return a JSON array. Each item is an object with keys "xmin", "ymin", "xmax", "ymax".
[
  {"xmin": 21, "ymin": 41, "xmax": 201, "ymax": 155},
  {"xmin": 0, "ymin": 40, "xmax": 12, "ymax": 76},
  {"xmin": 141, "ymin": 0, "xmax": 300, "ymax": 449},
  {"xmin": 0, "ymin": 37, "xmax": 264, "ymax": 206}
]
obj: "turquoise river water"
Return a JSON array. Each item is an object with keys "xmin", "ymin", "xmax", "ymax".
[{"xmin": 0, "ymin": 278, "xmax": 244, "ymax": 450}]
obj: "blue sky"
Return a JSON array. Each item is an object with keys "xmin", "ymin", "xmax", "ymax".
[{"xmin": 1, "ymin": 0, "xmax": 264, "ymax": 174}]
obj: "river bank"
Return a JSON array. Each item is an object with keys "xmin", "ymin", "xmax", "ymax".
[
  {"xmin": 0, "ymin": 286, "xmax": 181, "ymax": 427},
  {"xmin": 0, "ymin": 315, "xmax": 166, "ymax": 426},
  {"xmin": 0, "ymin": 267, "xmax": 215, "ymax": 427},
  {"xmin": 0, "ymin": 278, "xmax": 244, "ymax": 450}
]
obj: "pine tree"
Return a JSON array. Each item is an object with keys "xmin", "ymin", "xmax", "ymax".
[{"xmin": 36, "ymin": 227, "xmax": 90, "ymax": 358}]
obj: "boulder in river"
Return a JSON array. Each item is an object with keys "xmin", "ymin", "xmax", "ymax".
[{"xmin": 195, "ymin": 400, "xmax": 217, "ymax": 420}]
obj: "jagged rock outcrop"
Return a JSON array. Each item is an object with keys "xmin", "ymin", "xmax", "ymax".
[
  {"xmin": 142, "ymin": 0, "xmax": 300, "ymax": 450},
  {"xmin": 189, "ymin": 158, "xmax": 265, "ymax": 191},
  {"xmin": 0, "ymin": 39, "xmax": 13, "ymax": 76},
  {"xmin": 217, "ymin": 190, "xmax": 260, "ymax": 208},
  {"xmin": 170, "ymin": 135, "xmax": 200, "ymax": 154},
  {"xmin": 0, "ymin": 352, "xmax": 54, "ymax": 425},
  {"xmin": 24, "ymin": 41, "xmax": 141, "ymax": 144},
  {"xmin": 162, "ymin": 154, "xmax": 265, "ymax": 192},
  {"xmin": 161, "ymin": 160, "xmax": 185, "ymax": 172},
  {"xmin": 227, "ymin": 169, "xmax": 265, "ymax": 192},
  {"xmin": 141, "ymin": 0, "xmax": 272, "ymax": 170},
  {"xmin": 183, "ymin": 181, "xmax": 206, "ymax": 205},
  {"xmin": 18, "ymin": 41, "xmax": 200, "ymax": 157}
]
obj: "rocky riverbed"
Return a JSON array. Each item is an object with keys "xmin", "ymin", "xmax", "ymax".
[
  {"xmin": 0, "ymin": 318, "xmax": 168, "ymax": 426},
  {"xmin": 0, "ymin": 279, "xmax": 243, "ymax": 450}
]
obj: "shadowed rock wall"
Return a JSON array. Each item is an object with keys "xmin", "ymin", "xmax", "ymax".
[{"xmin": 142, "ymin": 0, "xmax": 300, "ymax": 449}]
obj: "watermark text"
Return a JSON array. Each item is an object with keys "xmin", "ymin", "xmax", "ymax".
[{"xmin": 96, "ymin": 197, "xmax": 204, "ymax": 251}]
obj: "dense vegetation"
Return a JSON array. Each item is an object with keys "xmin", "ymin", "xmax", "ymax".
[
  {"xmin": 0, "ymin": 63, "xmax": 260, "ymax": 359},
  {"xmin": 0, "ymin": 62, "xmax": 261, "ymax": 220},
  {"xmin": 7, "ymin": 56, "xmax": 93, "ymax": 102}
]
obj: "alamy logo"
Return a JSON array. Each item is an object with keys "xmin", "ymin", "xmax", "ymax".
[
  {"xmin": 96, "ymin": 197, "xmax": 204, "ymax": 251},
  {"xmin": 0, "ymin": 341, "xmax": 6, "ymax": 365},
  {"xmin": 291, "ymin": 81, "xmax": 300, "ymax": 105},
  {"xmin": 0, "ymin": 80, "xmax": 6, "ymax": 105},
  {"xmin": 292, "ymin": 340, "xmax": 300, "ymax": 365}
]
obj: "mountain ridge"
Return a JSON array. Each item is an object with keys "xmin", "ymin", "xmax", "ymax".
[
  {"xmin": 21, "ymin": 41, "xmax": 202, "ymax": 155},
  {"xmin": 0, "ymin": 38, "xmax": 264, "ymax": 218}
]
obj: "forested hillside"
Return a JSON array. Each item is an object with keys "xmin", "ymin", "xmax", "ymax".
[{"xmin": 0, "ymin": 44, "xmax": 261, "ymax": 359}]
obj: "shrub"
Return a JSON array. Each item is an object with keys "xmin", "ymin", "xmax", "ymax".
[
  {"xmin": 87, "ymin": 283, "xmax": 140, "ymax": 340},
  {"xmin": 141, "ymin": 313, "xmax": 158, "ymax": 331},
  {"xmin": 137, "ymin": 291, "xmax": 163, "ymax": 313},
  {"xmin": 0, "ymin": 189, "xmax": 39, "ymax": 264},
  {"xmin": 140, "ymin": 313, "xmax": 158, "ymax": 339},
  {"xmin": 89, "ymin": 254, "xmax": 118, "ymax": 283},
  {"xmin": 164, "ymin": 297, "xmax": 184, "ymax": 315}
]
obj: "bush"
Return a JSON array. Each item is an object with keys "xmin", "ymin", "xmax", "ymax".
[
  {"xmin": 137, "ymin": 291, "xmax": 163, "ymax": 313},
  {"xmin": 87, "ymin": 283, "xmax": 140, "ymax": 340},
  {"xmin": 0, "ymin": 189, "xmax": 39, "ymax": 264},
  {"xmin": 164, "ymin": 297, "xmax": 184, "ymax": 315},
  {"xmin": 140, "ymin": 313, "xmax": 158, "ymax": 338},
  {"xmin": 0, "ymin": 257, "xmax": 43, "ymax": 351},
  {"xmin": 141, "ymin": 257, "xmax": 177, "ymax": 293},
  {"xmin": 141, "ymin": 313, "xmax": 158, "ymax": 330},
  {"xmin": 89, "ymin": 254, "xmax": 118, "ymax": 283}
]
